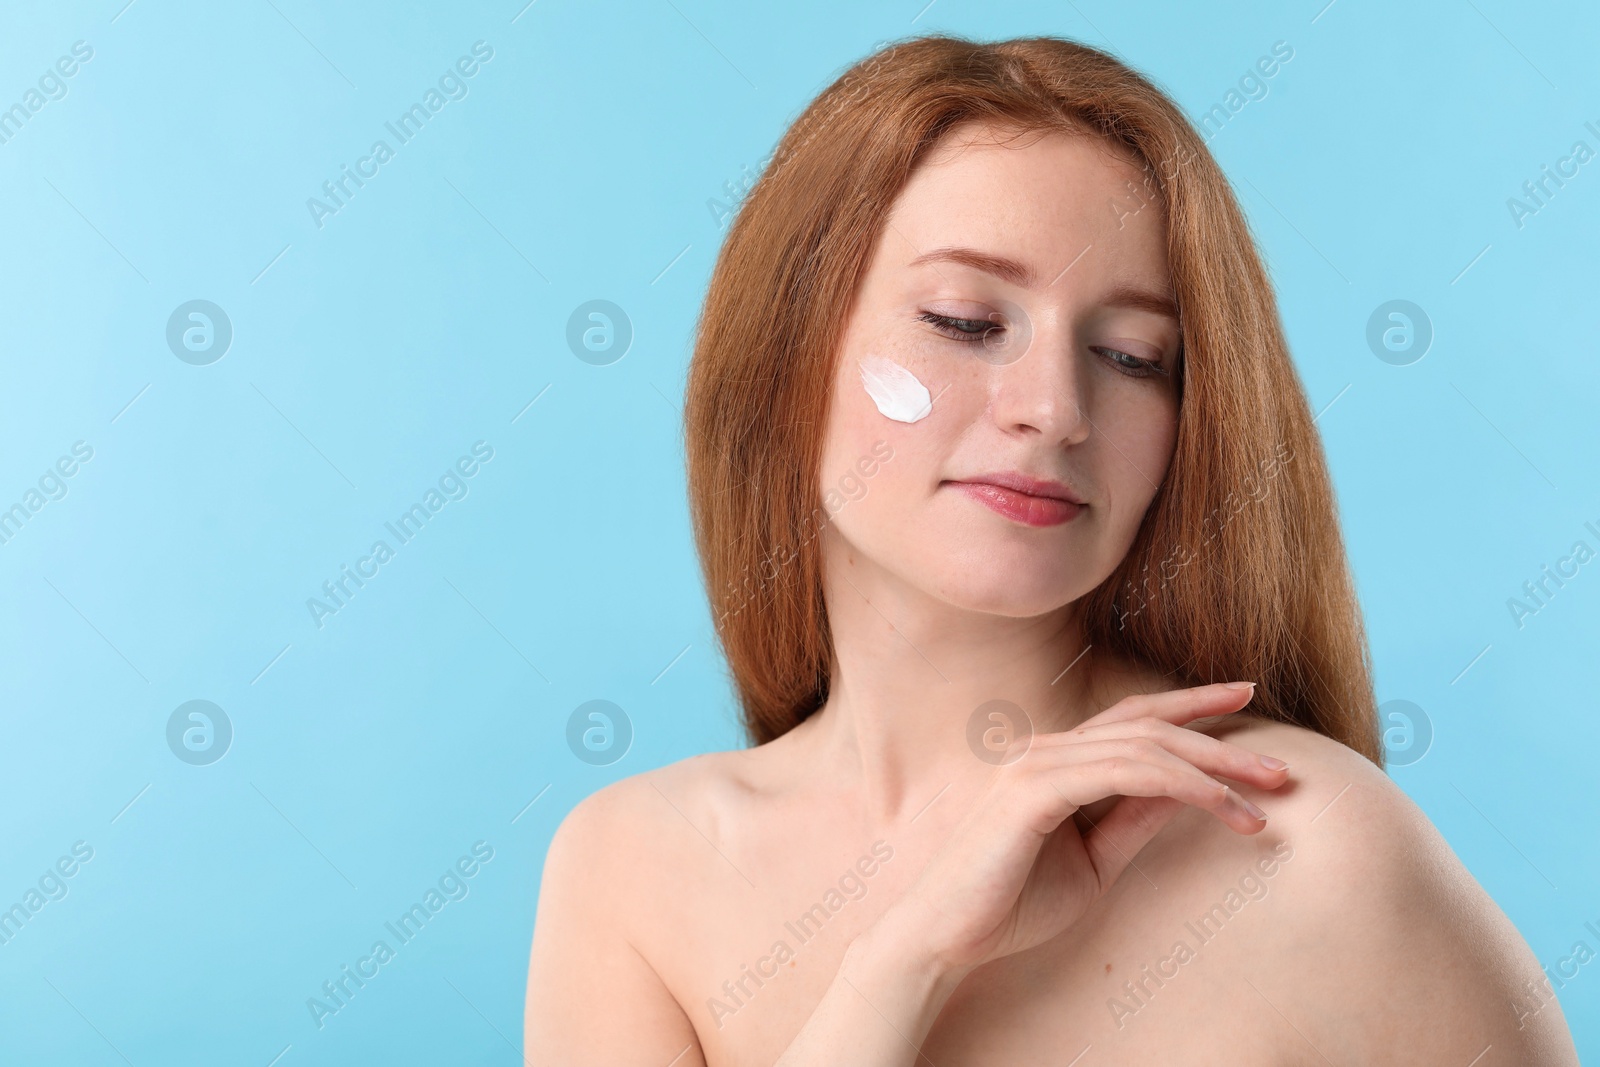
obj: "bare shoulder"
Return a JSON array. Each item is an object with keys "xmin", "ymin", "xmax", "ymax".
[
  {"xmin": 525, "ymin": 746, "xmax": 773, "ymax": 1066},
  {"xmin": 1199, "ymin": 714, "xmax": 1579, "ymax": 1066},
  {"xmin": 540, "ymin": 744, "xmax": 771, "ymax": 920}
]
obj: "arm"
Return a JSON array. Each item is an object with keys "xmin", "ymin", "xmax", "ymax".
[
  {"xmin": 1263, "ymin": 750, "xmax": 1580, "ymax": 1065},
  {"xmin": 524, "ymin": 787, "xmax": 706, "ymax": 1067},
  {"xmin": 773, "ymin": 902, "xmax": 970, "ymax": 1066}
]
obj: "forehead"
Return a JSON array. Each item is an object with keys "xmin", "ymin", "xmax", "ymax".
[{"xmin": 880, "ymin": 120, "xmax": 1171, "ymax": 290}]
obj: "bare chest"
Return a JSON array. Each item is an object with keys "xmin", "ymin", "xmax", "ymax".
[{"xmin": 647, "ymin": 815, "xmax": 1312, "ymax": 1066}]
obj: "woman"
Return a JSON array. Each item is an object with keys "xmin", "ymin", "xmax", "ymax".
[{"xmin": 525, "ymin": 35, "xmax": 1579, "ymax": 1065}]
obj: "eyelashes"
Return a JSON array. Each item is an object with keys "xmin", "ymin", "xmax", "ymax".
[
  {"xmin": 1093, "ymin": 346, "xmax": 1168, "ymax": 379},
  {"xmin": 917, "ymin": 310, "xmax": 998, "ymax": 340},
  {"xmin": 916, "ymin": 311, "xmax": 1168, "ymax": 379}
]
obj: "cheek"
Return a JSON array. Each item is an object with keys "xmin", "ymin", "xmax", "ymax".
[
  {"xmin": 816, "ymin": 378, "xmax": 926, "ymax": 545},
  {"xmin": 842, "ymin": 316, "xmax": 964, "ymax": 421},
  {"xmin": 1134, "ymin": 407, "xmax": 1179, "ymax": 480},
  {"xmin": 817, "ymin": 335, "xmax": 990, "ymax": 526},
  {"xmin": 857, "ymin": 354, "xmax": 933, "ymax": 424},
  {"xmin": 824, "ymin": 347, "xmax": 933, "ymax": 466},
  {"xmin": 818, "ymin": 389, "xmax": 885, "ymax": 524},
  {"xmin": 824, "ymin": 369, "xmax": 888, "ymax": 465},
  {"xmin": 1100, "ymin": 388, "xmax": 1180, "ymax": 513}
]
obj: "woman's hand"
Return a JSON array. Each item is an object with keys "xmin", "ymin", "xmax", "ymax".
[
  {"xmin": 883, "ymin": 681, "xmax": 1289, "ymax": 978},
  {"xmin": 775, "ymin": 681, "xmax": 1290, "ymax": 1066}
]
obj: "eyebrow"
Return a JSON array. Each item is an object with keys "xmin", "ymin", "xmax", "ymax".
[{"xmin": 906, "ymin": 245, "xmax": 1181, "ymax": 322}]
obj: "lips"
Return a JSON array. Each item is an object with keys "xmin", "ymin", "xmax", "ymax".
[{"xmin": 947, "ymin": 472, "xmax": 1086, "ymax": 528}]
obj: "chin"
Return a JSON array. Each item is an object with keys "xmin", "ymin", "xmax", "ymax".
[{"xmin": 925, "ymin": 560, "xmax": 1087, "ymax": 618}]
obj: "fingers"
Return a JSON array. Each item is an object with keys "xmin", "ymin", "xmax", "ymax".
[
  {"xmin": 1043, "ymin": 716, "xmax": 1290, "ymax": 792},
  {"xmin": 1080, "ymin": 681, "xmax": 1259, "ymax": 730},
  {"xmin": 1026, "ymin": 738, "xmax": 1266, "ymax": 835},
  {"xmin": 1079, "ymin": 794, "xmax": 1186, "ymax": 889}
]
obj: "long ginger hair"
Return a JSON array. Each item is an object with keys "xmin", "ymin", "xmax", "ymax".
[{"xmin": 682, "ymin": 33, "xmax": 1383, "ymax": 766}]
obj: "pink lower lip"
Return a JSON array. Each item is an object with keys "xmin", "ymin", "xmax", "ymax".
[{"xmin": 950, "ymin": 482, "xmax": 1084, "ymax": 527}]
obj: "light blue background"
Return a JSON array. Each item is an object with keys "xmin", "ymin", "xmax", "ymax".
[{"xmin": 1, "ymin": 0, "xmax": 1596, "ymax": 1062}]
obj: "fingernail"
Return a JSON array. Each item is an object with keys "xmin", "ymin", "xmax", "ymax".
[
  {"xmin": 1224, "ymin": 681, "xmax": 1256, "ymax": 691},
  {"xmin": 1236, "ymin": 794, "xmax": 1268, "ymax": 821},
  {"xmin": 1258, "ymin": 755, "xmax": 1288, "ymax": 771}
]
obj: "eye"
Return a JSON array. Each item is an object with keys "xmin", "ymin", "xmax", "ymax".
[
  {"xmin": 918, "ymin": 311, "xmax": 1001, "ymax": 343},
  {"xmin": 1093, "ymin": 346, "xmax": 1167, "ymax": 379},
  {"xmin": 921, "ymin": 311, "xmax": 1170, "ymax": 378}
]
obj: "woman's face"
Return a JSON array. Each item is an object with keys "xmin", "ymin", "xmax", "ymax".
[{"xmin": 817, "ymin": 120, "xmax": 1183, "ymax": 619}]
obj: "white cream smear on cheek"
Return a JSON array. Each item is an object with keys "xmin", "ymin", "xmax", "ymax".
[{"xmin": 857, "ymin": 355, "xmax": 933, "ymax": 423}]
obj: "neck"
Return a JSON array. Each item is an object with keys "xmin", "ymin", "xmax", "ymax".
[{"xmin": 798, "ymin": 532, "xmax": 1119, "ymax": 826}]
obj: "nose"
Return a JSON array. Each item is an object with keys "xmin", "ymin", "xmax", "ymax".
[{"xmin": 988, "ymin": 318, "xmax": 1092, "ymax": 447}]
